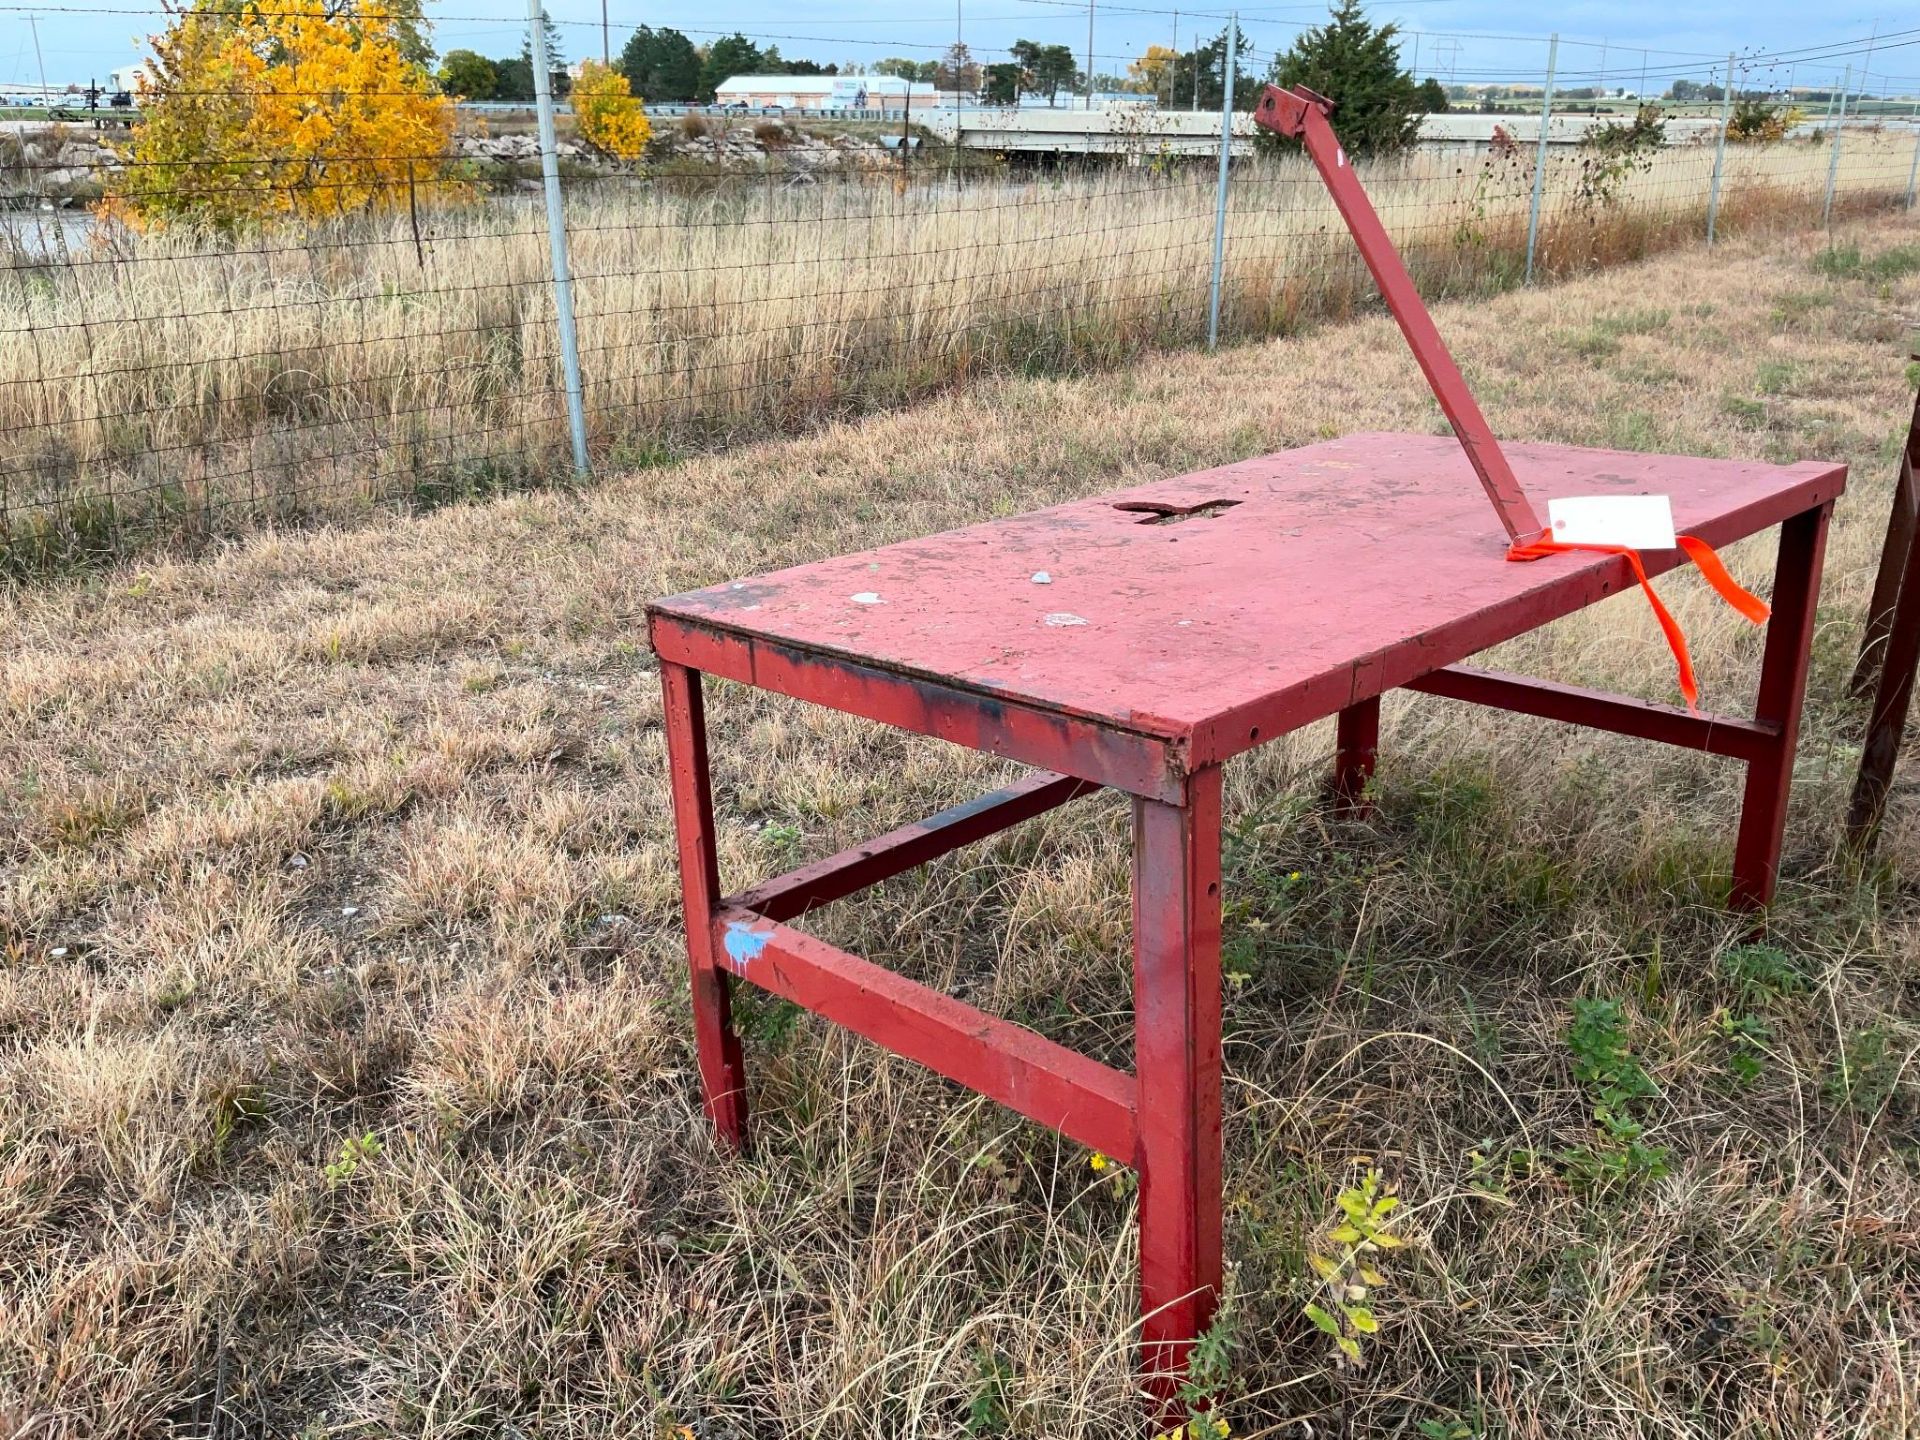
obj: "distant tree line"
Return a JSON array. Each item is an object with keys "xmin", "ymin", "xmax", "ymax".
[
  {"xmin": 434, "ymin": 10, "xmax": 570, "ymax": 101},
  {"xmin": 435, "ymin": 26, "xmax": 854, "ymax": 105},
  {"xmin": 1108, "ymin": 3, "xmax": 1446, "ymax": 156}
]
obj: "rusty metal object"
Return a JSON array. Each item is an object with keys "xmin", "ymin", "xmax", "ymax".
[
  {"xmin": 1848, "ymin": 531, "xmax": 1920, "ymax": 848},
  {"xmin": 1848, "ymin": 380, "xmax": 1920, "ymax": 848},
  {"xmin": 1849, "ymin": 368, "xmax": 1920, "ymax": 699}
]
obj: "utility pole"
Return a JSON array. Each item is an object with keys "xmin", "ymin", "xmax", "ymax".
[
  {"xmin": 1169, "ymin": 9, "xmax": 1178, "ymax": 110},
  {"xmin": 1086, "ymin": 0, "xmax": 1095, "ymax": 111},
  {"xmin": 600, "ymin": 0, "xmax": 609, "ymax": 65},
  {"xmin": 28, "ymin": 14, "xmax": 49, "ymax": 106}
]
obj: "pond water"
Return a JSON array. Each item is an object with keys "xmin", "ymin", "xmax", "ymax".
[{"xmin": 1, "ymin": 206, "xmax": 97, "ymax": 258}]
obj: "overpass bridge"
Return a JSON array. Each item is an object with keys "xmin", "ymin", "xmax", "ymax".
[
  {"xmin": 924, "ymin": 106, "xmax": 1258, "ymax": 158},
  {"xmin": 917, "ymin": 106, "xmax": 1860, "ymax": 158}
]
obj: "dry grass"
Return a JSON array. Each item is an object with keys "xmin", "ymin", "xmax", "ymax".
[
  {"xmin": 3, "ymin": 211, "xmax": 1920, "ymax": 1438},
  {"xmin": 3, "ymin": 131, "xmax": 1914, "ymax": 572}
]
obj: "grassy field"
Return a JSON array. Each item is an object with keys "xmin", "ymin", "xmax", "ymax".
[
  {"xmin": 3, "ymin": 129, "xmax": 1915, "ymax": 574},
  {"xmin": 3, "ymin": 212, "xmax": 1920, "ymax": 1438}
]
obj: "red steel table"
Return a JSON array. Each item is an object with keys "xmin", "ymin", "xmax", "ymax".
[
  {"xmin": 651, "ymin": 82, "xmax": 1848, "ymax": 1414},
  {"xmin": 649, "ymin": 430, "xmax": 1843, "ymax": 1408}
]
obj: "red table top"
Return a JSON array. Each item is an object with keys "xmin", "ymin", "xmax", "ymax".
[{"xmin": 650, "ymin": 433, "xmax": 1844, "ymax": 748}]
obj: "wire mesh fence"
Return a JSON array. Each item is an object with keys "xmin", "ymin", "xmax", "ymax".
[{"xmin": 4, "ymin": 18, "xmax": 1919, "ymax": 579}]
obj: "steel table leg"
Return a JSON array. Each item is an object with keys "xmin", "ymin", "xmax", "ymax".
[
  {"xmin": 1848, "ymin": 497, "xmax": 1920, "ymax": 847},
  {"xmin": 661, "ymin": 661, "xmax": 751, "ymax": 1148},
  {"xmin": 1731, "ymin": 503, "xmax": 1831, "ymax": 909},
  {"xmin": 1332, "ymin": 696, "xmax": 1381, "ymax": 816},
  {"xmin": 1133, "ymin": 765, "xmax": 1225, "ymax": 1417},
  {"xmin": 1848, "ymin": 383, "xmax": 1919, "ymax": 697}
]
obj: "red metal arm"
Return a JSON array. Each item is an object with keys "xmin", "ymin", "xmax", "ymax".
[{"xmin": 1253, "ymin": 85, "xmax": 1545, "ymax": 544}]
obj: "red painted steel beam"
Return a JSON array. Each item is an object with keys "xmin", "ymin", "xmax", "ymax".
[
  {"xmin": 710, "ymin": 906, "xmax": 1139, "ymax": 1162},
  {"xmin": 731, "ymin": 770, "xmax": 1102, "ymax": 922},
  {"xmin": 651, "ymin": 614, "xmax": 1184, "ymax": 803},
  {"xmin": 1732, "ymin": 504, "xmax": 1830, "ymax": 909},
  {"xmin": 1132, "ymin": 768, "xmax": 1224, "ymax": 1413},
  {"xmin": 1251, "ymin": 85, "xmax": 1545, "ymax": 544},
  {"xmin": 661, "ymin": 663, "xmax": 751, "ymax": 1148},
  {"xmin": 1407, "ymin": 665, "xmax": 1779, "ymax": 761},
  {"xmin": 1332, "ymin": 696, "xmax": 1381, "ymax": 815},
  {"xmin": 1185, "ymin": 460, "xmax": 1843, "ymax": 768}
]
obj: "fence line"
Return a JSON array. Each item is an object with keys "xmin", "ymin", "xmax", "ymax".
[{"xmin": 4, "ymin": 26, "xmax": 1920, "ymax": 577}]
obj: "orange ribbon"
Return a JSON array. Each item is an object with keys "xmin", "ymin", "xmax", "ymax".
[{"xmin": 1505, "ymin": 533, "xmax": 1770, "ymax": 711}]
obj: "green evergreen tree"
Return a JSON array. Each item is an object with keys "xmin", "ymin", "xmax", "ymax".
[
  {"xmin": 518, "ymin": 10, "xmax": 569, "ymax": 97},
  {"xmin": 982, "ymin": 61, "xmax": 1022, "ymax": 106},
  {"xmin": 1170, "ymin": 26, "xmax": 1256, "ymax": 112},
  {"xmin": 1009, "ymin": 40, "xmax": 1079, "ymax": 106},
  {"xmin": 492, "ymin": 54, "xmax": 534, "ymax": 101},
  {"xmin": 619, "ymin": 25, "xmax": 701, "ymax": 103},
  {"xmin": 1266, "ymin": 0, "xmax": 1422, "ymax": 157},
  {"xmin": 699, "ymin": 33, "xmax": 765, "ymax": 99}
]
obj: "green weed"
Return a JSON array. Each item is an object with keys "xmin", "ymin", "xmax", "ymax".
[
  {"xmin": 1302, "ymin": 1168, "xmax": 1401, "ymax": 1367},
  {"xmin": 1813, "ymin": 242, "xmax": 1920, "ymax": 280},
  {"xmin": 1719, "ymin": 1012, "xmax": 1772, "ymax": 1085},
  {"xmin": 1718, "ymin": 942, "xmax": 1810, "ymax": 1003},
  {"xmin": 1172, "ymin": 1305, "xmax": 1236, "ymax": 1438},
  {"xmin": 1560, "ymin": 997, "xmax": 1669, "ymax": 1188},
  {"xmin": 962, "ymin": 1345, "xmax": 1013, "ymax": 1435},
  {"xmin": 322, "ymin": 1131, "xmax": 383, "ymax": 1189},
  {"xmin": 1824, "ymin": 1027, "xmax": 1909, "ymax": 1116}
]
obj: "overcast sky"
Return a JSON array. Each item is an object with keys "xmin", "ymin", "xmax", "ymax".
[{"xmin": 6, "ymin": 1, "xmax": 1916, "ymax": 98}]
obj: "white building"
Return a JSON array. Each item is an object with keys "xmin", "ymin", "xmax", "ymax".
[
  {"xmin": 109, "ymin": 62, "xmax": 151, "ymax": 95},
  {"xmin": 711, "ymin": 74, "xmax": 939, "ymax": 112}
]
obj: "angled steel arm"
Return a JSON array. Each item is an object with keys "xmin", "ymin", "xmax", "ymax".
[{"xmin": 1253, "ymin": 85, "xmax": 1545, "ymax": 543}]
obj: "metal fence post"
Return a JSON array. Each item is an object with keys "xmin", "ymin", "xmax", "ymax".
[
  {"xmin": 530, "ymin": 0, "xmax": 591, "ymax": 480},
  {"xmin": 1706, "ymin": 52, "xmax": 1733, "ymax": 245},
  {"xmin": 1822, "ymin": 64, "xmax": 1851, "ymax": 230},
  {"xmin": 1524, "ymin": 33, "xmax": 1557, "ymax": 285},
  {"xmin": 1206, "ymin": 11, "xmax": 1237, "ymax": 350},
  {"xmin": 1906, "ymin": 98, "xmax": 1919, "ymax": 210}
]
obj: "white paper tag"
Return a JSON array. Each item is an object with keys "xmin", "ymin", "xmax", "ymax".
[{"xmin": 1547, "ymin": 495, "xmax": 1676, "ymax": 550}]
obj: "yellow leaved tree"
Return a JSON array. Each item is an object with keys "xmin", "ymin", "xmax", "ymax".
[
  {"xmin": 104, "ymin": 1, "xmax": 459, "ymax": 231},
  {"xmin": 571, "ymin": 61, "xmax": 651, "ymax": 162}
]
